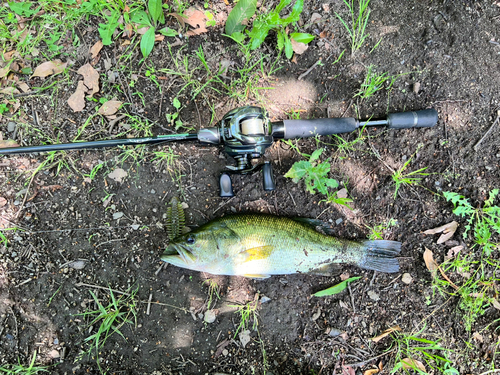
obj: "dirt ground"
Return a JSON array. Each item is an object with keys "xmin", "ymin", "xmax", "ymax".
[{"xmin": 1, "ymin": 0, "xmax": 500, "ymax": 374}]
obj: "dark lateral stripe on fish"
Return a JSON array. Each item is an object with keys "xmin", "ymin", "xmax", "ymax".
[{"xmin": 358, "ymin": 240, "xmax": 401, "ymax": 273}]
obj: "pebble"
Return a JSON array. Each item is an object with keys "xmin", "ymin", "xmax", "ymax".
[
  {"xmin": 54, "ymin": 338, "xmax": 59, "ymax": 345},
  {"xmin": 222, "ymin": 349, "xmax": 229, "ymax": 356},
  {"xmin": 113, "ymin": 212, "xmax": 124, "ymax": 220},
  {"xmin": 260, "ymin": 296, "xmax": 271, "ymax": 303},
  {"xmin": 204, "ymin": 310, "xmax": 216, "ymax": 323},
  {"xmin": 328, "ymin": 328, "xmax": 342, "ymax": 337},
  {"xmin": 131, "ymin": 224, "xmax": 140, "ymax": 230},
  {"xmin": 402, "ymin": 273, "xmax": 413, "ymax": 284},
  {"xmin": 413, "ymin": 82, "xmax": 421, "ymax": 94},
  {"xmin": 335, "ymin": 218, "xmax": 343, "ymax": 225},
  {"xmin": 7, "ymin": 122, "xmax": 16, "ymax": 132},
  {"xmin": 48, "ymin": 349, "xmax": 60, "ymax": 359},
  {"xmin": 367, "ymin": 290, "xmax": 380, "ymax": 301}
]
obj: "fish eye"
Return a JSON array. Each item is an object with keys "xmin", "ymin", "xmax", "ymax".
[{"xmin": 186, "ymin": 236, "xmax": 195, "ymax": 245}]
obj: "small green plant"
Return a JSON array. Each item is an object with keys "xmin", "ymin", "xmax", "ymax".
[
  {"xmin": 232, "ymin": 299, "xmax": 259, "ymax": 337},
  {"xmin": 0, "ymin": 351, "xmax": 49, "ymax": 374},
  {"xmin": 366, "ymin": 218, "xmax": 398, "ymax": 240},
  {"xmin": 203, "ymin": 278, "xmax": 221, "ymax": 310},
  {"xmin": 76, "ymin": 286, "xmax": 138, "ymax": 371},
  {"xmin": 354, "ymin": 65, "xmax": 401, "ymax": 100},
  {"xmin": 392, "ymin": 148, "xmax": 429, "ymax": 199},
  {"xmin": 226, "ymin": 0, "xmax": 314, "ymax": 59},
  {"xmin": 336, "ymin": 0, "xmax": 372, "ymax": 54},
  {"xmin": 443, "ymin": 189, "xmax": 500, "ymax": 254},
  {"xmin": 389, "ymin": 327, "xmax": 459, "ymax": 374}
]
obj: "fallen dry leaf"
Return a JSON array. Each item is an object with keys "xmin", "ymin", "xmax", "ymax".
[
  {"xmin": 169, "ymin": 12, "xmax": 186, "ymax": 27},
  {"xmin": 0, "ymin": 197, "xmax": 7, "ymax": 207},
  {"xmin": 0, "ymin": 66, "xmax": 10, "ymax": 79},
  {"xmin": 67, "ymin": 81, "xmax": 87, "ymax": 112},
  {"xmin": 32, "ymin": 60, "xmax": 67, "ymax": 78},
  {"xmin": 108, "ymin": 168, "xmax": 128, "ymax": 183},
  {"xmin": 402, "ymin": 358, "xmax": 426, "ymax": 372},
  {"xmin": 155, "ymin": 34, "xmax": 165, "ymax": 42},
  {"xmin": 472, "ymin": 331, "xmax": 484, "ymax": 342},
  {"xmin": 291, "ymin": 38, "xmax": 309, "ymax": 54},
  {"xmin": 340, "ymin": 271, "xmax": 350, "ymax": 281},
  {"xmin": 124, "ymin": 23, "xmax": 134, "ymax": 38},
  {"xmin": 90, "ymin": 40, "xmax": 103, "ymax": 59},
  {"xmin": 184, "ymin": 8, "xmax": 208, "ymax": 36},
  {"xmin": 423, "ymin": 221, "xmax": 458, "ymax": 244},
  {"xmin": 77, "ymin": 63, "xmax": 99, "ymax": 96},
  {"xmin": 98, "ymin": 100, "xmax": 122, "ymax": 116},
  {"xmin": 491, "ymin": 298, "xmax": 500, "ymax": 310},
  {"xmin": 423, "ymin": 247, "xmax": 439, "ymax": 273},
  {"xmin": 17, "ymin": 82, "xmax": 30, "ymax": 93},
  {"xmin": 342, "ymin": 365, "xmax": 355, "ymax": 375},
  {"xmin": 364, "ymin": 369, "xmax": 379, "ymax": 375},
  {"xmin": 0, "ymin": 87, "xmax": 20, "ymax": 95},
  {"xmin": 0, "ymin": 140, "xmax": 19, "ymax": 148},
  {"xmin": 371, "ymin": 326, "xmax": 401, "ymax": 343},
  {"xmin": 445, "ymin": 245, "xmax": 464, "ymax": 261}
]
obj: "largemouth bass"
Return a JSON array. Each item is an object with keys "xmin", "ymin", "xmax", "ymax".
[{"xmin": 161, "ymin": 214, "xmax": 401, "ymax": 278}]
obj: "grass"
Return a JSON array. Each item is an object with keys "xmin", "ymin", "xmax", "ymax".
[
  {"xmin": 354, "ymin": 65, "xmax": 400, "ymax": 100},
  {"xmin": 335, "ymin": 0, "xmax": 372, "ymax": 55},
  {"xmin": 0, "ymin": 351, "xmax": 49, "ymax": 375},
  {"xmin": 391, "ymin": 147, "xmax": 429, "ymax": 199},
  {"xmin": 202, "ymin": 278, "xmax": 221, "ymax": 310},
  {"xmin": 366, "ymin": 218, "xmax": 398, "ymax": 240},
  {"xmin": 76, "ymin": 286, "xmax": 138, "ymax": 371},
  {"xmin": 389, "ymin": 327, "xmax": 459, "ymax": 374}
]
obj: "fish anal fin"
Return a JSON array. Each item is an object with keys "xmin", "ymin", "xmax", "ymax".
[
  {"xmin": 243, "ymin": 274, "xmax": 271, "ymax": 279},
  {"xmin": 241, "ymin": 245, "xmax": 274, "ymax": 262},
  {"xmin": 307, "ymin": 263, "xmax": 342, "ymax": 276}
]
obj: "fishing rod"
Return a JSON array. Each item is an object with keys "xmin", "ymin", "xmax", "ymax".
[{"xmin": 0, "ymin": 106, "xmax": 438, "ymax": 197}]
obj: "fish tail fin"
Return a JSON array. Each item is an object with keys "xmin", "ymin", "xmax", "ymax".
[{"xmin": 358, "ymin": 240, "xmax": 401, "ymax": 273}]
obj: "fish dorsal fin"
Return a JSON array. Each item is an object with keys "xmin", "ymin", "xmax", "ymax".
[
  {"xmin": 307, "ymin": 263, "xmax": 342, "ymax": 276},
  {"xmin": 243, "ymin": 274, "xmax": 271, "ymax": 279},
  {"xmin": 240, "ymin": 246, "xmax": 274, "ymax": 262},
  {"xmin": 293, "ymin": 217, "xmax": 336, "ymax": 235}
]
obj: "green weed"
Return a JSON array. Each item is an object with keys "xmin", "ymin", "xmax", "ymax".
[
  {"xmin": 336, "ymin": 0, "xmax": 372, "ymax": 54},
  {"xmin": 232, "ymin": 300, "xmax": 259, "ymax": 338},
  {"xmin": 226, "ymin": 0, "xmax": 314, "ymax": 59},
  {"xmin": 391, "ymin": 148, "xmax": 429, "ymax": 199},
  {"xmin": 0, "ymin": 351, "xmax": 49, "ymax": 375},
  {"xmin": 389, "ymin": 327, "xmax": 459, "ymax": 374},
  {"xmin": 76, "ymin": 286, "xmax": 138, "ymax": 371},
  {"xmin": 202, "ymin": 278, "xmax": 221, "ymax": 310},
  {"xmin": 443, "ymin": 189, "xmax": 500, "ymax": 255},
  {"xmin": 366, "ymin": 218, "xmax": 398, "ymax": 240},
  {"xmin": 312, "ymin": 276, "xmax": 361, "ymax": 297},
  {"xmin": 354, "ymin": 65, "xmax": 400, "ymax": 100}
]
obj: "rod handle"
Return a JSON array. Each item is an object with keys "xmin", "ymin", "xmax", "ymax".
[
  {"xmin": 281, "ymin": 117, "xmax": 358, "ymax": 139},
  {"xmin": 387, "ymin": 109, "xmax": 438, "ymax": 129}
]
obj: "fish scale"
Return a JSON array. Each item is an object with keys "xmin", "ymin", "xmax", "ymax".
[{"xmin": 162, "ymin": 214, "xmax": 401, "ymax": 278}]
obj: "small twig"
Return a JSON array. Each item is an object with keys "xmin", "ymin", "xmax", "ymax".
[
  {"xmin": 7, "ymin": 306, "xmax": 19, "ymax": 350},
  {"xmin": 288, "ymin": 191, "xmax": 297, "ymax": 207},
  {"xmin": 155, "ymin": 262, "xmax": 164, "ymax": 275},
  {"xmin": 474, "ymin": 112, "xmax": 500, "ymax": 151},
  {"xmin": 344, "ymin": 348, "xmax": 396, "ymax": 367},
  {"xmin": 298, "ymin": 59, "xmax": 322, "ymax": 81},
  {"xmin": 213, "ymin": 197, "xmax": 236, "ymax": 214},
  {"xmin": 15, "ymin": 172, "xmax": 36, "ymax": 219},
  {"xmin": 348, "ymin": 283, "xmax": 356, "ymax": 314},
  {"xmin": 146, "ymin": 293, "xmax": 153, "ymax": 315}
]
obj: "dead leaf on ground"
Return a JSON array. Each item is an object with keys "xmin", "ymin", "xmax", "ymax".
[
  {"xmin": 364, "ymin": 369, "xmax": 379, "ymax": 375},
  {"xmin": 90, "ymin": 40, "xmax": 103, "ymax": 59},
  {"xmin": 98, "ymin": 100, "xmax": 122, "ymax": 116},
  {"xmin": 423, "ymin": 247, "xmax": 439, "ymax": 273},
  {"xmin": 0, "ymin": 197, "xmax": 7, "ymax": 207},
  {"xmin": 401, "ymin": 358, "xmax": 426, "ymax": 372},
  {"xmin": 184, "ymin": 8, "xmax": 208, "ymax": 36},
  {"xmin": 291, "ymin": 38, "xmax": 308, "ymax": 55},
  {"xmin": 423, "ymin": 221, "xmax": 458, "ymax": 244},
  {"xmin": 0, "ymin": 66, "xmax": 10, "ymax": 79},
  {"xmin": 17, "ymin": 82, "xmax": 30, "ymax": 93},
  {"xmin": 341, "ymin": 365, "xmax": 355, "ymax": 375},
  {"xmin": 0, "ymin": 140, "xmax": 19, "ymax": 148},
  {"xmin": 472, "ymin": 331, "xmax": 484, "ymax": 342},
  {"xmin": 124, "ymin": 23, "xmax": 134, "ymax": 38},
  {"xmin": 32, "ymin": 60, "xmax": 67, "ymax": 78},
  {"xmin": 340, "ymin": 271, "xmax": 350, "ymax": 281},
  {"xmin": 445, "ymin": 245, "xmax": 464, "ymax": 261},
  {"xmin": 155, "ymin": 34, "xmax": 165, "ymax": 42},
  {"xmin": 371, "ymin": 326, "xmax": 401, "ymax": 342},
  {"xmin": 77, "ymin": 63, "xmax": 99, "ymax": 96},
  {"xmin": 108, "ymin": 168, "xmax": 128, "ymax": 183},
  {"xmin": 0, "ymin": 87, "xmax": 20, "ymax": 95},
  {"xmin": 67, "ymin": 81, "xmax": 86, "ymax": 112},
  {"xmin": 169, "ymin": 12, "xmax": 186, "ymax": 27},
  {"xmin": 491, "ymin": 298, "xmax": 500, "ymax": 310}
]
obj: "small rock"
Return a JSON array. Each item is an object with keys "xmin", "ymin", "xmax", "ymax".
[
  {"xmin": 335, "ymin": 218, "xmax": 343, "ymax": 225},
  {"xmin": 328, "ymin": 328, "xmax": 342, "ymax": 337},
  {"xmin": 204, "ymin": 310, "xmax": 216, "ymax": 323},
  {"xmin": 113, "ymin": 212, "xmax": 124, "ymax": 220},
  {"xmin": 53, "ymin": 338, "xmax": 59, "ymax": 345},
  {"xmin": 413, "ymin": 82, "xmax": 421, "ymax": 94},
  {"xmin": 260, "ymin": 296, "xmax": 271, "ymax": 303},
  {"xmin": 402, "ymin": 273, "xmax": 413, "ymax": 284},
  {"xmin": 222, "ymin": 349, "xmax": 229, "ymax": 356},
  {"xmin": 151, "ymin": 189, "xmax": 156, "ymax": 194},
  {"xmin": 48, "ymin": 349, "xmax": 60, "ymax": 359},
  {"xmin": 108, "ymin": 168, "xmax": 128, "ymax": 183},
  {"xmin": 239, "ymin": 329, "xmax": 251, "ymax": 348},
  {"xmin": 131, "ymin": 224, "xmax": 140, "ymax": 230},
  {"xmin": 68, "ymin": 260, "xmax": 87, "ymax": 270},
  {"xmin": 181, "ymin": 202, "xmax": 189, "ymax": 209},
  {"xmin": 7, "ymin": 122, "xmax": 16, "ymax": 132},
  {"xmin": 367, "ymin": 290, "xmax": 380, "ymax": 301}
]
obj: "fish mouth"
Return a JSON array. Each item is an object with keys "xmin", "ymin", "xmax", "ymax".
[{"xmin": 161, "ymin": 244, "xmax": 196, "ymax": 267}]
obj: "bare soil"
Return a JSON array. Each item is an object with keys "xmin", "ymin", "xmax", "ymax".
[{"xmin": 1, "ymin": 0, "xmax": 499, "ymax": 374}]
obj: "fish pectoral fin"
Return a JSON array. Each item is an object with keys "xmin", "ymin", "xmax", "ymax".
[
  {"xmin": 243, "ymin": 274, "xmax": 271, "ymax": 279},
  {"xmin": 308, "ymin": 263, "xmax": 342, "ymax": 276},
  {"xmin": 240, "ymin": 245, "xmax": 274, "ymax": 262},
  {"xmin": 294, "ymin": 217, "xmax": 336, "ymax": 236}
]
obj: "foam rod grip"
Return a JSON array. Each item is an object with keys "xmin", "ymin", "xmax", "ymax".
[
  {"xmin": 387, "ymin": 109, "xmax": 438, "ymax": 129},
  {"xmin": 282, "ymin": 117, "xmax": 358, "ymax": 139}
]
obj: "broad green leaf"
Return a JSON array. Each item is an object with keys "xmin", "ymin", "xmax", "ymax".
[
  {"xmin": 148, "ymin": 0, "xmax": 164, "ymax": 24},
  {"xmin": 140, "ymin": 27, "xmax": 156, "ymax": 58},
  {"xmin": 291, "ymin": 32, "xmax": 314, "ymax": 44},
  {"xmin": 8, "ymin": 2, "xmax": 40, "ymax": 17},
  {"xmin": 284, "ymin": 160, "xmax": 309, "ymax": 183},
  {"xmin": 284, "ymin": 33, "xmax": 293, "ymax": 59},
  {"xmin": 312, "ymin": 276, "xmax": 361, "ymax": 297},
  {"xmin": 230, "ymin": 31, "xmax": 246, "ymax": 43},
  {"xmin": 172, "ymin": 97, "xmax": 181, "ymax": 109},
  {"xmin": 225, "ymin": 0, "xmax": 257, "ymax": 35},
  {"xmin": 325, "ymin": 179, "xmax": 339, "ymax": 188},
  {"xmin": 131, "ymin": 10, "xmax": 151, "ymax": 27},
  {"xmin": 277, "ymin": 29, "xmax": 285, "ymax": 51},
  {"xmin": 98, "ymin": 21, "xmax": 119, "ymax": 46},
  {"xmin": 309, "ymin": 148, "xmax": 324, "ymax": 162},
  {"xmin": 159, "ymin": 27, "xmax": 177, "ymax": 37},
  {"xmin": 275, "ymin": 0, "xmax": 291, "ymax": 13},
  {"xmin": 248, "ymin": 21, "xmax": 270, "ymax": 50},
  {"xmin": 284, "ymin": 0, "xmax": 303, "ymax": 23}
]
